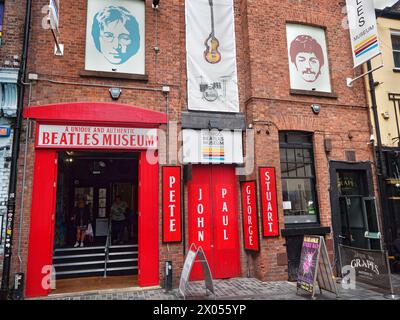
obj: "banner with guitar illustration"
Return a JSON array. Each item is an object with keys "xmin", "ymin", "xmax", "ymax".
[{"xmin": 185, "ymin": 0, "xmax": 239, "ymax": 113}]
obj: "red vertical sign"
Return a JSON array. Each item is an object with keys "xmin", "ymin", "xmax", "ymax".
[
  {"xmin": 259, "ymin": 167, "xmax": 279, "ymax": 237},
  {"xmin": 240, "ymin": 181, "xmax": 260, "ymax": 251},
  {"xmin": 214, "ymin": 184, "xmax": 236, "ymax": 250},
  {"xmin": 162, "ymin": 166, "xmax": 182, "ymax": 243}
]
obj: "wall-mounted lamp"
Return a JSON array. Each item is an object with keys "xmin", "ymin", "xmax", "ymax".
[
  {"xmin": 109, "ymin": 88, "xmax": 122, "ymax": 100},
  {"xmin": 311, "ymin": 104, "xmax": 321, "ymax": 115},
  {"xmin": 152, "ymin": 0, "xmax": 160, "ymax": 9}
]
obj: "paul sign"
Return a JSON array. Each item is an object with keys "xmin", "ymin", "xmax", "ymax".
[
  {"xmin": 162, "ymin": 166, "xmax": 182, "ymax": 243},
  {"xmin": 259, "ymin": 167, "xmax": 279, "ymax": 237}
]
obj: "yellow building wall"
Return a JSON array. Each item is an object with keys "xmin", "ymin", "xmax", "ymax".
[{"xmin": 366, "ymin": 17, "xmax": 400, "ymax": 148}]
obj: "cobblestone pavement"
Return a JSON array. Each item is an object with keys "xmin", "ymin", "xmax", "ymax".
[{"xmin": 36, "ymin": 274, "xmax": 400, "ymax": 301}]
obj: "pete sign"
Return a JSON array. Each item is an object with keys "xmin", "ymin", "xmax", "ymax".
[
  {"xmin": 162, "ymin": 166, "xmax": 182, "ymax": 243},
  {"xmin": 259, "ymin": 167, "xmax": 279, "ymax": 237}
]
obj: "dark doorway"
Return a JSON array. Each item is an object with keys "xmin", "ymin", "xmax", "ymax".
[
  {"xmin": 53, "ymin": 151, "xmax": 139, "ymax": 281},
  {"xmin": 330, "ymin": 162, "xmax": 381, "ymax": 272}
]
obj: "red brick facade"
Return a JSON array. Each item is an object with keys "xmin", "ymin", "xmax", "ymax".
[{"xmin": 1, "ymin": 0, "xmax": 380, "ymax": 296}]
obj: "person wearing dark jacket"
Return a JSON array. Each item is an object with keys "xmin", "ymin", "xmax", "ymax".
[{"xmin": 71, "ymin": 196, "xmax": 91, "ymax": 247}]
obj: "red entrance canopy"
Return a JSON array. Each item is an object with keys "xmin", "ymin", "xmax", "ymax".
[{"xmin": 23, "ymin": 102, "xmax": 167, "ymax": 126}]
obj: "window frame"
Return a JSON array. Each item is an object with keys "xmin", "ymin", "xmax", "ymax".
[
  {"xmin": 391, "ymin": 30, "xmax": 400, "ymax": 70},
  {"xmin": 279, "ymin": 131, "xmax": 320, "ymax": 227}
]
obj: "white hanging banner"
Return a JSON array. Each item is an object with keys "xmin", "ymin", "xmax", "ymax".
[
  {"xmin": 185, "ymin": 0, "xmax": 239, "ymax": 113},
  {"xmin": 345, "ymin": 0, "xmax": 381, "ymax": 68}
]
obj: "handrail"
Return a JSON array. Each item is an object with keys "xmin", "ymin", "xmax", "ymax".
[{"xmin": 103, "ymin": 217, "xmax": 112, "ymax": 278}]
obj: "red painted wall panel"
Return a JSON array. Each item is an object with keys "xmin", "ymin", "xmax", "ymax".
[
  {"xmin": 138, "ymin": 152, "xmax": 159, "ymax": 286},
  {"xmin": 26, "ymin": 150, "xmax": 58, "ymax": 298}
]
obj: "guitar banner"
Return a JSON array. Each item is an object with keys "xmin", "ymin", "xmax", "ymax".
[{"xmin": 185, "ymin": 0, "xmax": 240, "ymax": 113}]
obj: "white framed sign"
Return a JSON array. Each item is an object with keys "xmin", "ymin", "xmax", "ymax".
[
  {"xmin": 182, "ymin": 129, "xmax": 243, "ymax": 164},
  {"xmin": 37, "ymin": 124, "xmax": 158, "ymax": 150},
  {"xmin": 85, "ymin": 0, "xmax": 145, "ymax": 74},
  {"xmin": 345, "ymin": 0, "xmax": 380, "ymax": 68},
  {"xmin": 286, "ymin": 24, "xmax": 332, "ymax": 93},
  {"xmin": 185, "ymin": 0, "xmax": 239, "ymax": 112}
]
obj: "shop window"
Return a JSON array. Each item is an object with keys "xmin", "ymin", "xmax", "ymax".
[
  {"xmin": 391, "ymin": 31, "xmax": 400, "ymax": 70},
  {"xmin": 279, "ymin": 131, "xmax": 319, "ymax": 224},
  {"xmin": 0, "ymin": 2, "xmax": 4, "ymax": 45}
]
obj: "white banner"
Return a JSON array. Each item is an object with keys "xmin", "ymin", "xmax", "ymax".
[
  {"xmin": 182, "ymin": 129, "xmax": 243, "ymax": 164},
  {"xmin": 185, "ymin": 0, "xmax": 239, "ymax": 113},
  {"xmin": 37, "ymin": 124, "xmax": 158, "ymax": 150},
  {"xmin": 85, "ymin": 0, "xmax": 145, "ymax": 74},
  {"xmin": 346, "ymin": 0, "xmax": 381, "ymax": 68}
]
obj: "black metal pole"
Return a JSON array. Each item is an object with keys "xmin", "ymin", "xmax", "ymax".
[
  {"xmin": 367, "ymin": 61, "xmax": 392, "ymax": 249},
  {"xmin": 0, "ymin": 0, "xmax": 32, "ymax": 300}
]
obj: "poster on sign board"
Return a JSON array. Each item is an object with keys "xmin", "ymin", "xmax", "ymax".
[{"xmin": 85, "ymin": 0, "xmax": 145, "ymax": 74}]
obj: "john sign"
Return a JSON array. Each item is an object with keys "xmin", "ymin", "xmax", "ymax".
[
  {"xmin": 162, "ymin": 166, "xmax": 182, "ymax": 243},
  {"xmin": 37, "ymin": 124, "xmax": 158, "ymax": 150},
  {"xmin": 259, "ymin": 167, "xmax": 279, "ymax": 237}
]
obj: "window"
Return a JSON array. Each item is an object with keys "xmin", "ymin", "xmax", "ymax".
[
  {"xmin": 391, "ymin": 31, "xmax": 400, "ymax": 69},
  {"xmin": 279, "ymin": 131, "xmax": 319, "ymax": 224}
]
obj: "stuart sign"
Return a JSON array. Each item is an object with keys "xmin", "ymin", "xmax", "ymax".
[
  {"xmin": 345, "ymin": 0, "xmax": 381, "ymax": 67},
  {"xmin": 37, "ymin": 124, "xmax": 158, "ymax": 149},
  {"xmin": 259, "ymin": 167, "xmax": 279, "ymax": 237}
]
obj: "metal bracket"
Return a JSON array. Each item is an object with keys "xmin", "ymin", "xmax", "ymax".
[{"xmin": 346, "ymin": 64, "xmax": 384, "ymax": 87}]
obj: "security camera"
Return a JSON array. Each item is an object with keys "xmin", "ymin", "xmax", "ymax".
[{"xmin": 152, "ymin": 0, "xmax": 160, "ymax": 9}]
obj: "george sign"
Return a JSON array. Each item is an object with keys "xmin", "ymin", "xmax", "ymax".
[
  {"xmin": 339, "ymin": 245, "xmax": 393, "ymax": 293},
  {"xmin": 182, "ymin": 129, "xmax": 243, "ymax": 164},
  {"xmin": 185, "ymin": 0, "xmax": 239, "ymax": 112},
  {"xmin": 259, "ymin": 167, "xmax": 279, "ymax": 237},
  {"xmin": 37, "ymin": 124, "xmax": 158, "ymax": 150},
  {"xmin": 0, "ymin": 126, "xmax": 11, "ymax": 138},
  {"xmin": 240, "ymin": 181, "xmax": 260, "ymax": 251},
  {"xmin": 286, "ymin": 23, "xmax": 332, "ymax": 93},
  {"xmin": 297, "ymin": 235, "xmax": 338, "ymax": 298},
  {"xmin": 345, "ymin": 0, "xmax": 381, "ymax": 68},
  {"xmin": 179, "ymin": 244, "xmax": 214, "ymax": 299},
  {"xmin": 85, "ymin": 0, "xmax": 145, "ymax": 74},
  {"xmin": 162, "ymin": 166, "xmax": 182, "ymax": 243}
]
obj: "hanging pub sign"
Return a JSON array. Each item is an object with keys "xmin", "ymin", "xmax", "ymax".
[
  {"xmin": 185, "ymin": 0, "xmax": 239, "ymax": 112},
  {"xmin": 297, "ymin": 235, "xmax": 338, "ymax": 298},
  {"xmin": 36, "ymin": 124, "xmax": 158, "ymax": 150},
  {"xmin": 259, "ymin": 167, "xmax": 279, "ymax": 237},
  {"xmin": 345, "ymin": 0, "xmax": 381, "ymax": 68},
  {"xmin": 85, "ymin": 0, "xmax": 145, "ymax": 74},
  {"xmin": 162, "ymin": 166, "xmax": 182, "ymax": 243},
  {"xmin": 240, "ymin": 181, "xmax": 260, "ymax": 251}
]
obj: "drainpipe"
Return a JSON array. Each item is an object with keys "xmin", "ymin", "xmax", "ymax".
[
  {"xmin": 367, "ymin": 61, "xmax": 391, "ymax": 249},
  {"xmin": 0, "ymin": 0, "xmax": 32, "ymax": 299}
]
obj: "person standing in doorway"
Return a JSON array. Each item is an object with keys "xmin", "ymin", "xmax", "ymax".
[
  {"xmin": 71, "ymin": 196, "xmax": 91, "ymax": 247},
  {"xmin": 111, "ymin": 195, "xmax": 127, "ymax": 244}
]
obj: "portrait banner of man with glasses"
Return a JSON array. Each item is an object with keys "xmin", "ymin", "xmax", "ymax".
[
  {"xmin": 85, "ymin": 0, "xmax": 145, "ymax": 74},
  {"xmin": 286, "ymin": 24, "xmax": 332, "ymax": 93}
]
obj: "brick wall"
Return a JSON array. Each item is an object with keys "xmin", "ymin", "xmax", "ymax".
[{"xmin": 7, "ymin": 0, "xmax": 379, "ymax": 295}]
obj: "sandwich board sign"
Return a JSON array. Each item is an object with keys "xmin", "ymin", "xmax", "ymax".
[
  {"xmin": 296, "ymin": 235, "xmax": 339, "ymax": 299},
  {"xmin": 179, "ymin": 244, "xmax": 215, "ymax": 299}
]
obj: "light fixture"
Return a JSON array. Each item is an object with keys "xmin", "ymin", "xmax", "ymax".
[
  {"xmin": 311, "ymin": 104, "xmax": 321, "ymax": 115},
  {"xmin": 109, "ymin": 88, "xmax": 122, "ymax": 100}
]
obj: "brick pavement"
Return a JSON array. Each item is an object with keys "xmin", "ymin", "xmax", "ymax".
[{"xmin": 35, "ymin": 274, "xmax": 400, "ymax": 301}]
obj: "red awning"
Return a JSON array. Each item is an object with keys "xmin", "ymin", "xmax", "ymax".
[{"xmin": 23, "ymin": 102, "xmax": 167, "ymax": 126}]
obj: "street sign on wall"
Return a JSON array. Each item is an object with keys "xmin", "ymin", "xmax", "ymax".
[
  {"xmin": 259, "ymin": 167, "xmax": 279, "ymax": 237},
  {"xmin": 162, "ymin": 166, "xmax": 182, "ymax": 243},
  {"xmin": 240, "ymin": 181, "xmax": 260, "ymax": 251}
]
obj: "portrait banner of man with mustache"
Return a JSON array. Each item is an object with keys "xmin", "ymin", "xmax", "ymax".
[{"xmin": 286, "ymin": 24, "xmax": 332, "ymax": 93}]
